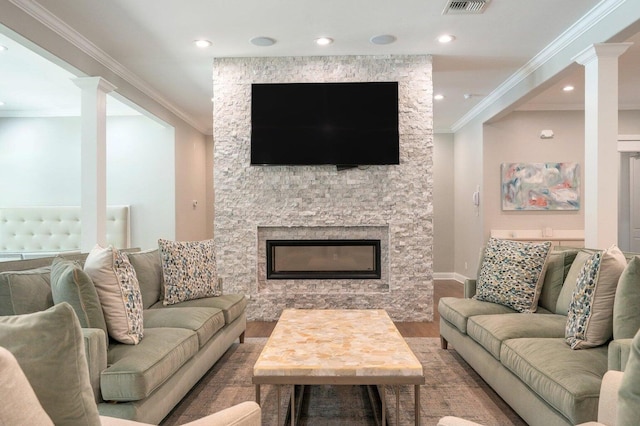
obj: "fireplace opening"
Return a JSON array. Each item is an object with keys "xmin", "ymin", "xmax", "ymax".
[{"xmin": 266, "ymin": 239, "xmax": 381, "ymax": 279}]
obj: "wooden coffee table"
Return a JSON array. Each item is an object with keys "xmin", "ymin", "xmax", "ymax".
[{"xmin": 253, "ymin": 309, "xmax": 425, "ymax": 425}]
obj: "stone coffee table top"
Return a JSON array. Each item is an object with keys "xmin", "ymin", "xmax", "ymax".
[{"xmin": 253, "ymin": 309, "xmax": 424, "ymax": 380}]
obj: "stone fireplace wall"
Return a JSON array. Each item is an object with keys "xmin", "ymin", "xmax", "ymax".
[{"xmin": 213, "ymin": 55, "xmax": 433, "ymax": 321}]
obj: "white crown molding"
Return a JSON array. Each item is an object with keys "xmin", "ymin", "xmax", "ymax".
[
  {"xmin": 8, "ymin": 0, "xmax": 207, "ymax": 134},
  {"xmin": 451, "ymin": 0, "xmax": 628, "ymax": 133}
]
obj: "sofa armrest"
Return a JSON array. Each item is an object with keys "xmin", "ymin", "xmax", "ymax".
[
  {"xmin": 608, "ymin": 338, "xmax": 633, "ymax": 371},
  {"xmin": 438, "ymin": 416, "xmax": 484, "ymax": 426},
  {"xmin": 182, "ymin": 401, "xmax": 261, "ymax": 426},
  {"xmin": 464, "ymin": 279, "xmax": 477, "ymax": 299},
  {"xmin": 82, "ymin": 328, "xmax": 108, "ymax": 402},
  {"xmin": 595, "ymin": 370, "xmax": 623, "ymax": 426}
]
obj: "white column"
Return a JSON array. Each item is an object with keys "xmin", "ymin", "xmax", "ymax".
[
  {"xmin": 72, "ymin": 77, "xmax": 117, "ymax": 252},
  {"xmin": 573, "ymin": 43, "xmax": 631, "ymax": 249}
]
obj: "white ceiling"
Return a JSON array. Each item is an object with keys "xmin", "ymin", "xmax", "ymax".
[{"xmin": 1, "ymin": 0, "xmax": 639, "ymax": 134}]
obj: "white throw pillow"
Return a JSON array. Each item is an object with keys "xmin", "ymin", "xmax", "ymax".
[
  {"xmin": 84, "ymin": 245, "xmax": 144, "ymax": 344},
  {"xmin": 158, "ymin": 239, "xmax": 221, "ymax": 305}
]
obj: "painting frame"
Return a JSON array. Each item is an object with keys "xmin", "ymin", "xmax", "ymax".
[{"xmin": 501, "ymin": 162, "xmax": 580, "ymax": 211}]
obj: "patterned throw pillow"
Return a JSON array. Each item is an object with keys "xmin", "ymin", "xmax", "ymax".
[
  {"xmin": 474, "ymin": 237, "xmax": 552, "ymax": 313},
  {"xmin": 565, "ymin": 245, "xmax": 627, "ymax": 349},
  {"xmin": 158, "ymin": 239, "xmax": 221, "ymax": 306},
  {"xmin": 84, "ymin": 245, "xmax": 144, "ymax": 345}
]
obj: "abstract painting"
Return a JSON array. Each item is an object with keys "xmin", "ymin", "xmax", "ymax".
[{"xmin": 501, "ymin": 162, "xmax": 580, "ymax": 211}]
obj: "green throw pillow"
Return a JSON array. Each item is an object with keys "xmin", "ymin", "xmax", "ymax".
[
  {"xmin": 0, "ymin": 267, "xmax": 52, "ymax": 315},
  {"xmin": 50, "ymin": 257, "xmax": 109, "ymax": 346},
  {"xmin": 474, "ymin": 237, "xmax": 552, "ymax": 313},
  {"xmin": 0, "ymin": 303, "xmax": 101, "ymax": 425},
  {"xmin": 127, "ymin": 249, "xmax": 163, "ymax": 309},
  {"xmin": 618, "ymin": 329, "xmax": 640, "ymax": 424},
  {"xmin": 555, "ymin": 250, "xmax": 595, "ymax": 315}
]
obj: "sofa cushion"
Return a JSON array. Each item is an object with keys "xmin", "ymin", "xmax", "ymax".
[
  {"xmin": 500, "ymin": 338, "xmax": 607, "ymax": 425},
  {"xmin": 0, "ymin": 266, "xmax": 52, "ymax": 315},
  {"xmin": 84, "ymin": 245, "xmax": 145, "ymax": 345},
  {"xmin": 50, "ymin": 257, "xmax": 109, "ymax": 345},
  {"xmin": 555, "ymin": 250, "xmax": 595, "ymax": 315},
  {"xmin": 467, "ymin": 313, "xmax": 567, "ymax": 359},
  {"xmin": 538, "ymin": 249, "xmax": 579, "ymax": 312},
  {"xmin": 566, "ymin": 245, "xmax": 626, "ymax": 349},
  {"xmin": 0, "ymin": 303, "xmax": 101, "ymax": 425},
  {"xmin": 474, "ymin": 237, "xmax": 552, "ymax": 313},
  {"xmin": 158, "ymin": 239, "xmax": 222, "ymax": 305},
  {"xmin": 150, "ymin": 294, "xmax": 248, "ymax": 325},
  {"xmin": 144, "ymin": 307, "xmax": 225, "ymax": 347},
  {"xmin": 618, "ymin": 329, "xmax": 640, "ymax": 425},
  {"xmin": 101, "ymin": 327, "xmax": 199, "ymax": 401},
  {"xmin": 127, "ymin": 249, "xmax": 163, "ymax": 309},
  {"xmin": 614, "ymin": 255, "xmax": 640, "ymax": 340},
  {"xmin": 437, "ymin": 296, "xmax": 516, "ymax": 334}
]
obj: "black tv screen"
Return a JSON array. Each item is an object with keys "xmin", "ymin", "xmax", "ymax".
[{"xmin": 250, "ymin": 82, "xmax": 400, "ymax": 166}]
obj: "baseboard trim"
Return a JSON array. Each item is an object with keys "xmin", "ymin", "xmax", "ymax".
[{"xmin": 434, "ymin": 272, "xmax": 469, "ymax": 284}]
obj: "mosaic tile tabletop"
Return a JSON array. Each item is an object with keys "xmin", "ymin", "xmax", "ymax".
[{"xmin": 253, "ymin": 309, "xmax": 424, "ymax": 379}]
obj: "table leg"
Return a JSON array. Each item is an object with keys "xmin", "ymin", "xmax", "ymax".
[
  {"xmin": 381, "ymin": 386, "xmax": 386, "ymax": 426},
  {"xmin": 291, "ymin": 385, "xmax": 295, "ymax": 426},
  {"xmin": 277, "ymin": 385, "xmax": 281, "ymax": 425},
  {"xmin": 255, "ymin": 384, "xmax": 260, "ymax": 405},
  {"xmin": 415, "ymin": 384, "xmax": 421, "ymax": 426},
  {"xmin": 395, "ymin": 386, "xmax": 400, "ymax": 425}
]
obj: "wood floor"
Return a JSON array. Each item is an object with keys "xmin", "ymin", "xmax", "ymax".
[{"xmin": 245, "ymin": 279, "xmax": 463, "ymax": 338}]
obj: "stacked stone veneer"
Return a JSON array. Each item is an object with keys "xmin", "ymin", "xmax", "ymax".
[{"xmin": 213, "ymin": 55, "xmax": 433, "ymax": 321}]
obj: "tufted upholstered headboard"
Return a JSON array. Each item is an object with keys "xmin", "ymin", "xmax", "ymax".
[{"xmin": 0, "ymin": 206, "xmax": 130, "ymax": 257}]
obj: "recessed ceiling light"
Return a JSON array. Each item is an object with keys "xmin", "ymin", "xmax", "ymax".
[
  {"xmin": 0, "ymin": 46, "xmax": 7, "ymax": 52},
  {"xmin": 194, "ymin": 39, "xmax": 212, "ymax": 48},
  {"xmin": 315, "ymin": 37, "xmax": 333, "ymax": 46},
  {"xmin": 0, "ymin": 101, "xmax": 5, "ymax": 106},
  {"xmin": 370, "ymin": 34, "xmax": 397, "ymax": 45},
  {"xmin": 563, "ymin": 85, "xmax": 575, "ymax": 92},
  {"xmin": 437, "ymin": 34, "xmax": 456, "ymax": 43},
  {"xmin": 250, "ymin": 37, "xmax": 276, "ymax": 47},
  {"xmin": 434, "ymin": 94, "xmax": 445, "ymax": 100}
]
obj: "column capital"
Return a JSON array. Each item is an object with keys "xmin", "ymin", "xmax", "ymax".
[
  {"xmin": 573, "ymin": 42, "xmax": 633, "ymax": 66},
  {"xmin": 72, "ymin": 76, "xmax": 117, "ymax": 93}
]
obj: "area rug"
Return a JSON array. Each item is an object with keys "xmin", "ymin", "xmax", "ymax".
[{"xmin": 161, "ymin": 338, "xmax": 527, "ymax": 425}]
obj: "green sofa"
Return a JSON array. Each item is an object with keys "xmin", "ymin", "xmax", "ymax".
[
  {"xmin": 439, "ymin": 246, "xmax": 640, "ymax": 426},
  {"xmin": 0, "ymin": 250, "xmax": 248, "ymax": 424}
]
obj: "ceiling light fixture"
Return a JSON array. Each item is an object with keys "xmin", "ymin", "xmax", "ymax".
[
  {"xmin": 194, "ymin": 39, "xmax": 212, "ymax": 48},
  {"xmin": 0, "ymin": 101, "xmax": 5, "ymax": 106},
  {"xmin": 315, "ymin": 37, "xmax": 333, "ymax": 46},
  {"xmin": 563, "ymin": 85, "xmax": 575, "ymax": 92},
  {"xmin": 370, "ymin": 34, "xmax": 397, "ymax": 45},
  {"xmin": 250, "ymin": 36, "xmax": 276, "ymax": 47},
  {"xmin": 434, "ymin": 94, "xmax": 445, "ymax": 100},
  {"xmin": 437, "ymin": 34, "xmax": 455, "ymax": 43},
  {"xmin": 0, "ymin": 45, "xmax": 7, "ymax": 52}
]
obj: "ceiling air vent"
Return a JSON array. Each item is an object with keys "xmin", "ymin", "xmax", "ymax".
[{"xmin": 443, "ymin": 0, "xmax": 490, "ymax": 15}]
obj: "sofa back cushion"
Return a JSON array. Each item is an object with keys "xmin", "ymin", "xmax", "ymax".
[
  {"xmin": 0, "ymin": 267, "xmax": 52, "ymax": 315},
  {"xmin": 618, "ymin": 328, "xmax": 640, "ymax": 424},
  {"xmin": 126, "ymin": 249, "xmax": 163, "ymax": 309},
  {"xmin": 614, "ymin": 255, "xmax": 640, "ymax": 340},
  {"xmin": 538, "ymin": 248, "xmax": 579, "ymax": 312},
  {"xmin": 555, "ymin": 250, "xmax": 596, "ymax": 315}
]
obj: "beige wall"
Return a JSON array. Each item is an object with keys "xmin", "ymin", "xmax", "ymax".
[
  {"xmin": 482, "ymin": 110, "xmax": 585, "ymax": 238},
  {"xmin": 433, "ymin": 133, "xmax": 455, "ymax": 274}
]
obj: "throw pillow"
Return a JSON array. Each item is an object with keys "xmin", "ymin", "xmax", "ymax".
[
  {"xmin": 537, "ymin": 249, "xmax": 579, "ymax": 312},
  {"xmin": 565, "ymin": 245, "xmax": 627, "ymax": 349},
  {"xmin": 474, "ymin": 237, "xmax": 552, "ymax": 313},
  {"xmin": 618, "ymin": 328, "xmax": 640, "ymax": 424},
  {"xmin": 50, "ymin": 257, "xmax": 109, "ymax": 346},
  {"xmin": 84, "ymin": 245, "xmax": 144, "ymax": 345},
  {"xmin": 0, "ymin": 267, "xmax": 52, "ymax": 315},
  {"xmin": 0, "ymin": 303, "xmax": 101, "ymax": 425},
  {"xmin": 614, "ymin": 256, "xmax": 640, "ymax": 340},
  {"xmin": 158, "ymin": 238, "xmax": 221, "ymax": 305}
]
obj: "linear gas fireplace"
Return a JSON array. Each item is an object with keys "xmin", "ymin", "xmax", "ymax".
[{"xmin": 266, "ymin": 239, "xmax": 381, "ymax": 280}]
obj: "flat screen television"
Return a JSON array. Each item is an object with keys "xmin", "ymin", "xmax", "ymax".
[{"xmin": 250, "ymin": 82, "xmax": 400, "ymax": 166}]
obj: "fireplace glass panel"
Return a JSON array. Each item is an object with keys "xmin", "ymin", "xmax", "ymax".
[{"xmin": 267, "ymin": 240, "xmax": 381, "ymax": 279}]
